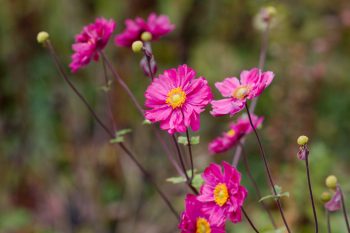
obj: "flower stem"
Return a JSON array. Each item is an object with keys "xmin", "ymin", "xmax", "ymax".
[
  {"xmin": 305, "ymin": 153, "xmax": 319, "ymax": 233},
  {"xmin": 339, "ymin": 186, "xmax": 350, "ymax": 232},
  {"xmin": 245, "ymin": 103, "xmax": 291, "ymax": 233},
  {"xmin": 240, "ymin": 144, "xmax": 277, "ymax": 229},
  {"xmin": 171, "ymin": 135, "xmax": 198, "ymax": 194},
  {"xmin": 185, "ymin": 129, "xmax": 194, "ymax": 181},
  {"xmin": 242, "ymin": 207, "xmax": 260, "ymax": 233},
  {"xmin": 326, "ymin": 210, "xmax": 331, "ymax": 233},
  {"xmin": 45, "ymin": 41, "xmax": 179, "ymax": 220}
]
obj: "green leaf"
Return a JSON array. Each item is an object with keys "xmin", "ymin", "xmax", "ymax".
[
  {"xmin": 190, "ymin": 136, "xmax": 200, "ymax": 145},
  {"xmin": 109, "ymin": 129, "xmax": 132, "ymax": 144},
  {"xmin": 274, "ymin": 185, "xmax": 282, "ymax": 194},
  {"xmin": 116, "ymin": 128, "xmax": 132, "ymax": 136},
  {"xmin": 177, "ymin": 136, "xmax": 200, "ymax": 145},
  {"xmin": 100, "ymin": 79, "xmax": 113, "ymax": 92},
  {"xmin": 166, "ymin": 169, "xmax": 203, "ymax": 190},
  {"xmin": 109, "ymin": 136, "xmax": 124, "ymax": 144},
  {"xmin": 166, "ymin": 176, "xmax": 186, "ymax": 184},
  {"xmin": 142, "ymin": 119, "xmax": 152, "ymax": 125},
  {"xmin": 259, "ymin": 194, "xmax": 275, "ymax": 202},
  {"xmin": 259, "ymin": 185, "xmax": 290, "ymax": 202},
  {"xmin": 192, "ymin": 174, "xmax": 204, "ymax": 189}
]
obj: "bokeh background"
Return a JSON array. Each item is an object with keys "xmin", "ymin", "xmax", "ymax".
[{"xmin": 1, "ymin": 0, "xmax": 350, "ymax": 232}]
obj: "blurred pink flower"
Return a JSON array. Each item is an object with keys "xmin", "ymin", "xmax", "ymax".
[
  {"xmin": 115, "ymin": 13, "xmax": 175, "ymax": 47},
  {"xmin": 197, "ymin": 162, "xmax": 247, "ymax": 226},
  {"xmin": 144, "ymin": 64, "xmax": 212, "ymax": 134},
  {"xmin": 325, "ymin": 188, "xmax": 342, "ymax": 212},
  {"xmin": 179, "ymin": 194, "xmax": 225, "ymax": 233},
  {"xmin": 211, "ymin": 68, "xmax": 274, "ymax": 116},
  {"xmin": 69, "ymin": 18, "xmax": 116, "ymax": 72},
  {"xmin": 209, "ymin": 114, "xmax": 263, "ymax": 154}
]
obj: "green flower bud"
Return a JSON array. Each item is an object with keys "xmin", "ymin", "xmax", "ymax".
[
  {"xmin": 132, "ymin": 40, "xmax": 143, "ymax": 53},
  {"xmin": 320, "ymin": 192, "xmax": 332, "ymax": 203},
  {"xmin": 37, "ymin": 31, "xmax": 49, "ymax": 44},
  {"xmin": 141, "ymin": 32, "xmax": 152, "ymax": 42},
  {"xmin": 297, "ymin": 135, "xmax": 309, "ymax": 146},
  {"xmin": 325, "ymin": 175, "xmax": 338, "ymax": 190}
]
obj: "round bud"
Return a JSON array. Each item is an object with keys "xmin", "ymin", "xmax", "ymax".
[
  {"xmin": 325, "ymin": 175, "xmax": 338, "ymax": 189},
  {"xmin": 297, "ymin": 135, "xmax": 309, "ymax": 146},
  {"xmin": 320, "ymin": 192, "xmax": 332, "ymax": 203},
  {"xmin": 131, "ymin": 40, "xmax": 143, "ymax": 53},
  {"xmin": 37, "ymin": 31, "xmax": 49, "ymax": 44},
  {"xmin": 141, "ymin": 32, "xmax": 152, "ymax": 42},
  {"xmin": 265, "ymin": 6, "xmax": 277, "ymax": 18}
]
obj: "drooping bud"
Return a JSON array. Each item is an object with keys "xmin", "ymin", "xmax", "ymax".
[
  {"xmin": 325, "ymin": 175, "xmax": 338, "ymax": 190},
  {"xmin": 297, "ymin": 135, "xmax": 309, "ymax": 146},
  {"xmin": 37, "ymin": 31, "xmax": 49, "ymax": 44},
  {"xmin": 141, "ymin": 31, "xmax": 152, "ymax": 42},
  {"xmin": 320, "ymin": 192, "xmax": 332, "ymax": 203},
  {"xmin": 132, "ymin": 40, "xmax": 143, "ymax": 53},
  {"xmin": 325, "ymin": 188, "xmax": 342, "ymax": 212}
]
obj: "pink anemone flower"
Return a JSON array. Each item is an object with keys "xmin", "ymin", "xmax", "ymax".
[
  {"xmin": 69, "ymin": 18, "xmax": 116, "ymax": 72},
  {"xmin": 144, "ymin": 64, "xmax": 212, "ymax": 134},
  {"xmin": 179, "ymin": 194, "xmax": 225, "ymax": 233},
  {"xmin": 211, "ymin": 68, "xmax": 274, "ymax": 117},
  {"xmin": 209, "ymin": 114, "xmax": 263, "ymax": 154},
  {"xmin": 115, "ymin": 13, "xmax": 175, "ymax": 47},
  {"xmin": 197, "ymin": 162, "xmax": 247, "ymax": 226}
]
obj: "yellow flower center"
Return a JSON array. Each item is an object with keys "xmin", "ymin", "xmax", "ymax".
[
  {"xmin": 232, "ymin": 86, "xmax": 250, "ymax": 99},
  {"xmin": 226, "ymin": 129, "xmax": 236, "ymax": 137},
  {"xmin": 166, "ymin": 87, "xmax": 187, "ymax": 109},
  {"xmin": 214, "ymin": 183, "xmax": 229, "ymax": 206},
  {"xmin": 196, "ymin": 217, "xmax": 211, "ymax": 233}
]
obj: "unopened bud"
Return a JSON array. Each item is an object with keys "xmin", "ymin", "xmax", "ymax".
[
  {"xmin": 141, "ymin": 32, "xmax": 152, "ymax": 42},
  {"xmin": 325, "ymin": 175, "xmax": 338, "ymax": 190},
  {"xmin": 320, "ymin": 192, "xmax": 332, "ymax": 203},
  {"xmin": 37, "ymin": 31, "xmax": 49, "ymax": 44},
  {"xmin": 297, "ymin": 135, "xmax": 309, "ymax": 146},
  {"xmin": 132, "ymin": 40, "xmax": 143, "ymax": 53}
]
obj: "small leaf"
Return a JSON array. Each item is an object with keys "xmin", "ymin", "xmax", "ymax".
[
  {"xmin": 192, "ymin": 174, "xmax": 204, "ymax": 189},
  {"xmin": 190, "ymin": 136, "xmax": 200, "ymax": 145},
  {"xmin": 109, "ymin": 136, "xmax": 124, "ymax": 144},
  {"xmin": 177, "ymin": 136, "xmax": 188, "ymax": 145},
  {"xmin": 259, "ymin": 194, "xmax": 275, "ymax": 202},
  {"xmin": 166, "ymin": 176, "xmax": 186, "ymax": 184},
  {"xmin": 100, "ymin": 80, "xmax": 113, "ymax": 92},
  {"xmin": 279, "ymin": 192, "xmax": 290, "ymax": 198},
  {"xmin": 142, "ymin": 119, "xmax": 152, "ymax": 125},
  {"xmin": 274, "ymin": 185, "xmax": 282, "ymax": 195},
  {"xmin": 116, "ymin": 128, "xmax": 132, "ymax": 136}
]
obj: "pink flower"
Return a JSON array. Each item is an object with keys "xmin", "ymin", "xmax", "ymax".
[
  {"xmin": 325, "ymin": 188, "xmax": 342, "ymax": 212},
  {"xmin": 115, "ymin": 13, "xmax": 175, "ymax": 47},
  {"xmin": 69, "ymin": 18, "xmax": 116, "ymax": 72},
  {"xmin": 144, "ymin": 64, "xmax": 212, "ymax": 134},
  {"xmin": 179, "ymin": 194, "xmax": 225, "ymax": 233},
  {"xmin": 209, "ymin": 114, "xmax": 263, "ymax": 154},
  {"xmin": 197, "ymin": 162, "xmax": 248, "ymax": 225},
  {"xmin": 211, "ymin": 68, "xmax": 274, "ymax": 116}
]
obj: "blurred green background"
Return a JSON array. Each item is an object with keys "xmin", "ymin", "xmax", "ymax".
[{"xmin": 1, "ymin": 0, "xmax": 350, "ymax": 232}]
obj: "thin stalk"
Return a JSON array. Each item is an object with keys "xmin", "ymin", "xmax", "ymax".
[
  {"xmin": 171, "ymin": 135, "xmax": 198, "ymax": 195},
  {"xmin": 185, "ymin": 129, "xmax": 194, "ymax": 181},
  {"xmin": 242, "ymin": 207, "xmax": 260, "ymax": 233},
  {"xmin": 245, "ymin": 103, "xmax": 291, "ymax": 233},
  {"xmin": 45, "ymin": 41, "xmax": 179, "ymax": 220},
  {"xmin": 305, "ymin": 154, "xmax": 318, "ymax": 233},
  {"xmin": 101, "ymin": 51, "xmax": 183, "ymax": 176},
  {"xmin": 232, "ymin": 25, "xmax": 270, "ymax": 167},
  {"xmin": 339, "ymin": 186, "xmax": 350, "ymax": 232},
  {"xmin": 326, "ymin": 210, "xmax": 331, "ymax": 233},
  {"xmin": 240, "ymin": 144, "xmax": 277, "ymax": 229}
]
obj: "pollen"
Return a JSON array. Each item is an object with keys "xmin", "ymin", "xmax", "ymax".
[
  {"xmin": 226, "ymin": 129, "xmax": 236, "ymax": 137},
  {"xmin": 232, "ymin": 86, "xmax": 250, "ymax": 100},
  {"xmin": 214, "ymin": 183, "xmax": 229, "ymax": 206},
  {"xmin": 166, "ymin": 87, "xmax": 187, "ymax": 109},
  {"xmin": 196, "ymin": 217, "xmax": 211, "ymax": 233}
]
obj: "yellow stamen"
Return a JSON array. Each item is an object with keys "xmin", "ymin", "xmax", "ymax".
[
  {"xmin": 166, "ymin": 87, "xmax": 186, "ymax": 109},
  {"xmin": 232, "ymin": 86, "xmax": 250, "ymax": 100},
  {"xmin": 196, "ymin": 217, "xmax": 211, "ymax": 233},
  {"xmin": 226, "ymin": 129, "xmax": 236, "ymax": 137},
  {"xmin": 214, "ymin": 183, "xmax": 229, "ymax": 206}
]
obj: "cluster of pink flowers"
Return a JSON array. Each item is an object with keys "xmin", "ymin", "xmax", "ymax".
[
  {"xmin": 179, "ymin": 162, "xmax": 247, "ymax": 232},
  {"xmin": 209, "ymin": 114, "xmax": 263, "ymax": 154}
]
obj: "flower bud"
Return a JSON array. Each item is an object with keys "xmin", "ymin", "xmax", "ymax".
[
  {"xmin": 320, "ymin": 192, "xmax": 332, "ymax": 203},
  {"xmin": 141, "ymin": 31, "xmax": 152, "ymax": 42},
  {"xmin": 325, "ymin": 175, "xmax": 338, "ymax": 189},
  {"xmin": 297, "ymin": 135, "xmax": 309, "ymax": 146},
  {"xmin": 132, "ymin": 40, "xmax": 143, "ymax": 53},
  {"xmin": 37, "ymin": 31, "xmax": 49, "ymax": 44}
]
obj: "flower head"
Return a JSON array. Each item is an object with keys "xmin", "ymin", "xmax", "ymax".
[
  {"xmin": 144, "ymin": 64, "xmax": 212, "ymax": 134},
  {"xmin": 325, "ymin": 187, "xmax": 342, "ymax": 212},
  {"xmin": 209, "ymin": 114, "xmax": 263, "ymax": 154},
  {"xmin": 179, "ymin": 194, "xmax": 225, "ymax": 233},
  {"xmin": 115, "ymin": 13, "xmax": 175, "ymax": 47},
  {"xmin": 211, "ymin": 68, "xmax": 274, "ymax": 117},
  {"xmin": 197, "ymin": 162, "xmax": 247, "ymax": 226},
  {"xmin": 69, "ymin": 18, "xmax": 116, "ymax": 72}
]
